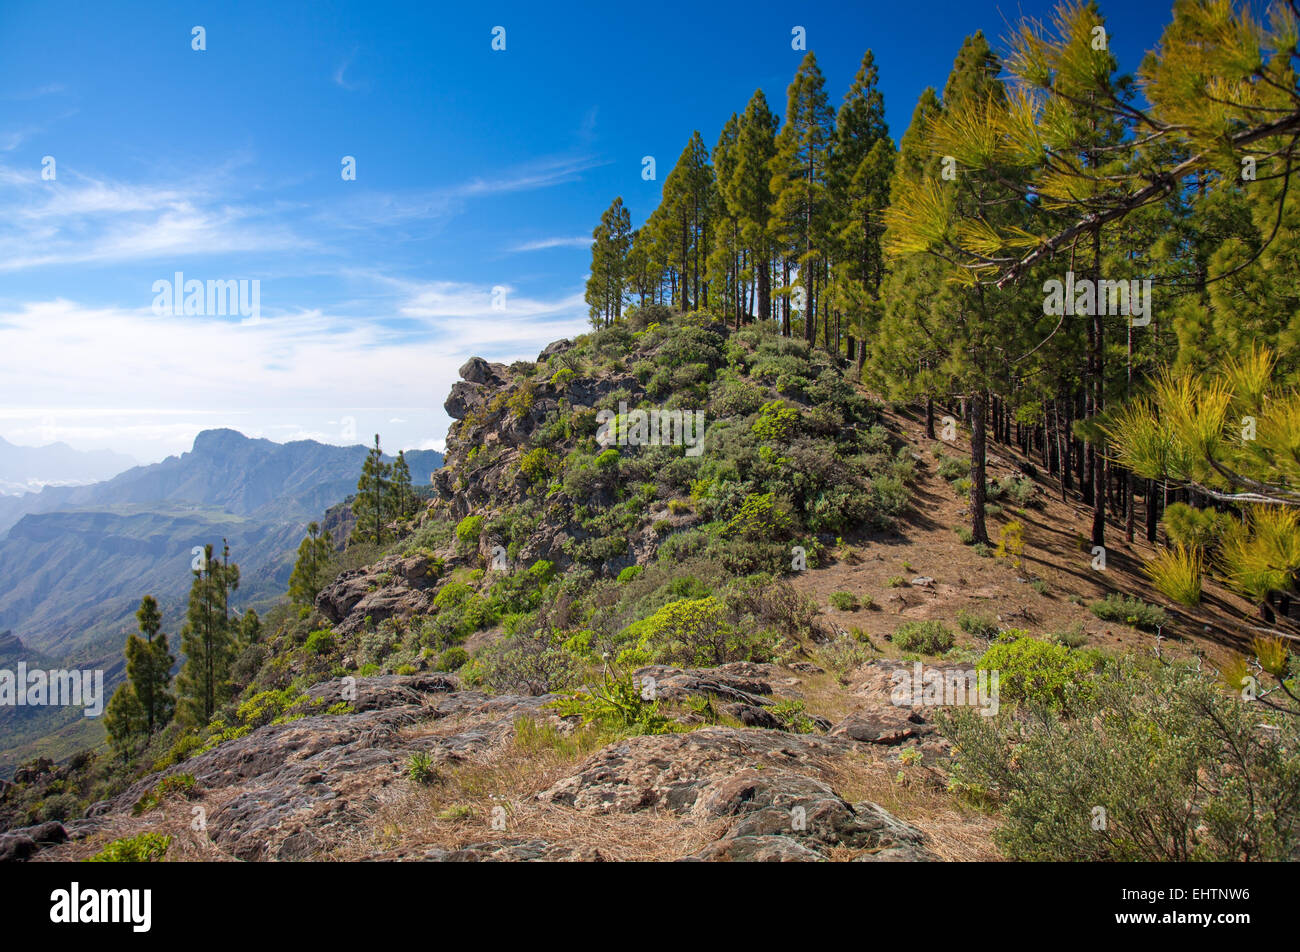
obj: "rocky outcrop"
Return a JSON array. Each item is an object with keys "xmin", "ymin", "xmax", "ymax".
[
  {"xmin": 539, "ymin": 728, "xmax": 936, "ymax": 861},
  {"xmin": 315, "ymin": 553, "xmax": 444, "ymax": 635}
]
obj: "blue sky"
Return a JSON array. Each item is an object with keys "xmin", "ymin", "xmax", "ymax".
[{"xmin": 0, "ymin": 0, "xmax": 1176, "ymax": 465}]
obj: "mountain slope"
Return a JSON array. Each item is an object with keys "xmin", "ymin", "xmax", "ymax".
[{"xmin": 0, "ymin": 430, "xmax": 440, "ymax": 777}]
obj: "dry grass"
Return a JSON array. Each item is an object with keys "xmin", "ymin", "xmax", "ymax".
[
  {"xmin": 823, "ymin": 750, "xmax": 1003, "ymax": 862},
  {"xmin": 333, "ymin": 715, "xmax": 725, "ymax": 861}
]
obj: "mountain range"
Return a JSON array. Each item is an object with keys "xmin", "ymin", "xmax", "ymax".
[
  {"xmin": 0, "ymin": 436, "xmax": 136, "ymax": 498},
  {"xmin": 0, "ymin": 429, "xmax": 441, "ymax": 776}
]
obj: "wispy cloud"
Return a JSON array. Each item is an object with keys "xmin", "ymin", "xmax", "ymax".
[
  {"xmin": 332, "ymin": 50, "xmax": 365, "ymax": 91},
  {"xmin": 510, "ymin": 236, "xmax": 592, "ymax": 252},
  {"xmin": 0, "ymin": 282, "xmax": 588, "ymax": 459}
]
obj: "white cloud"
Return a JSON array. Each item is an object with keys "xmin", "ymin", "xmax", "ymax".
[
  {"xmin": 510, "ymin": 236, "xmax": 593, "ymax": 252},
  {"xmin": 0, "ymin": 284, "xmax": 588, "ymax": 461}
]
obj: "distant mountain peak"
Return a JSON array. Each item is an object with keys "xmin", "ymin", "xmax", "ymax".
[{"xmin": 191, "ymin": 428, "xmax": 259, "ymax": 453}]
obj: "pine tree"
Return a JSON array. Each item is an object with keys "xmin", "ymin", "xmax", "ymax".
[
  {"xmin": 125, "ymin": 595, "xmax": 175, "ymax": 735},
  {"xmin": 288, "ymin": 521, "xmax": 335, "ymax": 607},
  {"xmin": 176, "ymin": 543, "xmax": 239, "ymax": 725},
  {"xmin": 708, "ymin": 114, "xmax": 744, "ymax": 327},
  {"xmin": 880, "ymin": 33, "xmax": 1037, "ymax": 544},
  {"xmin": 732, "ymin": 90, "xmax": 780, "ymax": 329},
  {"xmin": 769, "ymin": 52, "xmax": 836, "ymax": 345},
  {"xmin": 390, "ymin": 450, "xmax": 414, "ymax": 520},
  {"xmin": 104, "ymin": 684, "xmax": 146, "ymax": 759},
  {"xmin": 351, "ymin": 434, "xmax": 392, "ymax": 545},
  {"xmin": 585, "ymin": 197, "xmax": 633, "ymax": 327},
  {"xmin": 658, "ymin": 132, "xmax": 715, "ymax": 312},
  {"xmin": 237, "ymin": 608, "xmax": 262, "ymax": 647}
]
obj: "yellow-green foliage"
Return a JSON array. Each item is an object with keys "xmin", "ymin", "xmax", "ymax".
[
  {"xmin": 455, "ymin": 514, "xmax": 484, "ymax": 546},
  {"xmin": 550, "ymin": 367, "xmax": 576, "ymax": 388},
  {"xmin": 723, "ymin": 492, "xmax": 792, "ymax": 540},
  {"xmin": 84, "ymin": 832, "xmax": 171, "ymax": 862},
  {"xmin": 620, "ymin": 595, "xmax": 761, "ymax": 668},
  {"xmin": 519, "ymin": 447, "xmax": 557, "ymax": 482},
  {"xmin": 978, "ymin": 633, "xmax": 1097, "ymax": 714},
  {"xmin": 1219, "ymin": 505, "xmax": 1300, "ymax": 601},
  {"xmin": 131, "ymin": 773, "xmax": 197, "ymax": 815},
  {"xmin": 506, "ymin": 382, "xmax": 536, "ymax": 420},
  {"xmin": 995, "ymin": 519, "xmax": 1025, "ymax": 568},
  {"xmin": 1143, "ymin": 544, "xmax": 1202, "ymax": 606},
  {"xmin": 752, "ymin": 400, "xmax": 800, "ymax": 443}
]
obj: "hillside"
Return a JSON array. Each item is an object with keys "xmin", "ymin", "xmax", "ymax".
[{"xmin": 5, "ymin": 309, "xmax": 1287, "ymax": 862}]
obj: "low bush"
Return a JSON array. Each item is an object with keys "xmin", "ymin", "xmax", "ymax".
[
  {"xmin": 1089, "ymin": 593, "xmax": 1168, "ymax": 632},
  {"xmin": 893, "ymin": 620, "xmax": 954, "ymax": 654}
]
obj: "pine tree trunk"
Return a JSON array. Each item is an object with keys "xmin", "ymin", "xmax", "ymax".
[
  {"xmin": 970, "ymin": 391, "xmax": 990, "ymax": 545},
  {"xmin": 1146, "ymin": 478, "xmax": 1158, "ymax": 543},
  {"xmin": 925, "ymin": 397, "xmax": 935, "ymax": 440}
]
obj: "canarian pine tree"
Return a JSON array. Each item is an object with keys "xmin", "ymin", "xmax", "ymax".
[
  {"xmin": 105, "ymin": 594, "xmax": 176, "ymax": 755},
  {"xmin": 769, "ymin": 52, "xmax": 836, "ymax": 345},
  {"xmin": 731, "ymin": 90, "xmax": 781, "ymax": 329},
  {"xmin": 390, "ymin": 449, "xmax": 415, "ymax": 520},
  {"xmin": 830, "ymin": 50, "xmax": 893, "ymax": 361},
  {"xmin": 289, "ymin": 521, "xmax": 335, "ymax": 608},
  {"xmin": 586, "ymin": 196, "xmax": 632, "ymax": 327},
  {"xmin": 708, "ymin": 114, "xmax": 745, "ymax": 327},
  {"xmin": 658, "ymin": 132, "xmax": 716, "ymax": 312},
  {"xmin": 176, "ymin": 543, "xmax": 240, "ymax": 724},
  {"xmin": 882, "ymin": 32, "xmax": 1040, "ymax": 545},
  {"xmin": 127, "ymin": 594, "xmax": 175, "ymax": 734},
  {"xmin": 351, "ymin": 434, "xmax": 392, "ymax": 545}
]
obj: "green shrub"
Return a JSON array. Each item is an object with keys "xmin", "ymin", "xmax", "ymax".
[
  {"xmin": 771, "ymin": 699, "xmax": 817, "ymax": 733},
  {"xmin": 455, "ymin": 515, "xmax": 485, "ymax": 546},
  {"xmin": 829, "ymin": 591, "xmax": 860, "ymax": 611},
  {"xmin": 940, "ymin": 658, "xmax": 1300, "ymax": 861},
  {"xmin": 722, "ymin": 492, "xmax": 793, "ymax": 541},
  {"xmin": 1052, "ymin": 623, "xmax": 1089, "ymax": 648},
  {"xmin": 937, "ymin": 456, "xmax": 969, "ymax": 481},
  {"xmin": 977, "ymin": 633, "xmax": 1097, "ymax": 713},
  {"xmin": 131, "ymin": 774, "xmax": 198, "ymax": 815},
  {"xmin": 436, "ymin": 646, "xmax": 468, "ymax": 671},
  {"xmin": 1089, "ymin": 593, "xmax": 1168, "ymax": 632},
  {"xmin": 1163, "ymin": 502, "xmax": 1231, "ymax": 552},
  {"xmin": 549, "ymin": 367, "xmax": 576, "ymax": 388},
  {"xmin": 893, "ymin": 620, "xmax": 955, "ymax": 654},
  {"xmin": 752, "ymin": 400, "xmax": 801, "ymax": 443},
  {"xmin": 84, "ymin": 832, "xmax": 171, "ymax": 862},
  {"xmin": 818, "ymin": 633, "xmax": 874, "ymax": 681},
  {"xmin": 519, "ymin": 447, "xmax": 557, "ymax": 482},
  {"xmin": 623, "ymin": 595, "xmax": 773, "ymax": 668},
  {"xmin": 954, "ymin": 525, "xmax": 975, "ymax": 545},
  {"xmin": 304, "ymin": 629, "xmax": 335, "ymax": 655},
  {"xmin": 616, "ymin": 565, "xmax": 644, "ymax": 584},
  {"xmin": 956, "ymin": 609, "xmax": 999, "ymax": 640},
  {"xmin": 434, "ymin": 581, "xmax": 473, "ymax": 609},
  {"xmin": 550, "ymin": 665, "xmax": 674, "ymax": 736}
]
